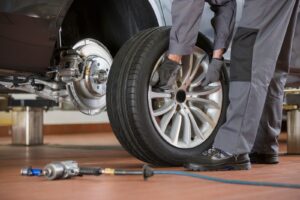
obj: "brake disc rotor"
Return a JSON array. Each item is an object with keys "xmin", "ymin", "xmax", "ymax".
[{"xmin": 67, "ymin": 39, "xmax": 112, "ymax": 115}]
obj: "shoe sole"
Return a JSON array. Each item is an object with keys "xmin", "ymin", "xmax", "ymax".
[
  {"xmin": 250, "ymin": 158, "xmax": 279, "ymax": 164},
  {"xmin": 184, "ymin": 162, "xmax": 251, "ymax": 172},
  {"xmin": 250, "ymin": 154, "xmax": 279, "ymax": 164}
]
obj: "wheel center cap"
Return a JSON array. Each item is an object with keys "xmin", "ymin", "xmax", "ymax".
[{"xmin": 176, "ymin": 90, "xmax": 186, "ymax": 103}]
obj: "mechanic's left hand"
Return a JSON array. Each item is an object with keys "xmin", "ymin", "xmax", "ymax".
[{"xmin": 201, "ymin": 58, "xmax": 224, "ymax": 86}]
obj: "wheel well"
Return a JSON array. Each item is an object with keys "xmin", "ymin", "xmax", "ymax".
[{"xmin": 61, "ymin": 0, "xmax": 159, "ymax": 56}]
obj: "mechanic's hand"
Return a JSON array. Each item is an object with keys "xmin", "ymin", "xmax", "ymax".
[
  {"xmin": 156, "ymin": 58, "xmax": 182, "ymax": 90},
  {"xmin": 201, "ymin": 58, "xmax": 224, "ymax": 86}
]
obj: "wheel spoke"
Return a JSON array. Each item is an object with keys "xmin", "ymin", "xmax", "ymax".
[
  {"xmin": 169, "ymin": 113, "xmax": 182, "ymax": 145},
  {"xmin": 187, "ymin": 85, "xmax": 221, "ymax": 97},
  {"xmin": 160, "ymin": 105, "xmax": 177, "ymax": 133},
  {"xmin": 181, "ymin": 54, "xmax": 194, "ymax": 84},
  {"xmin": 190, "ymin": 56, "xmax": 208, "ymax": 88},
  {"xmin": 187, "ymin": 97, "xmax": 221, "ymax": 109},
  {"xmin": 190, "ymin": 54, "xmax": 207, "ymax": 82},
  {"xmin": 185, "ymin": 107, "xmax": 205, "ymax": 140},
  {"xmin": 190, "ymin": 106, "xmax": 216, "ymax": 128},
  {"xmin": 153, "ymin": 100, "xmax": 176, "ymax": 117},
  {"xmin": 149, "ymin": 90, "xmax": 172, "ymax": 99},
  {"xmin": 180, "ymin": 108, "xmax": 192, "ymax": 145},
  {"xmin": 182, "ymin": 54, "xmax": 208, "ymax": 88},
  {"xmin": 190, "ymin": 74, "xmax": 206, "ymax": 88}
]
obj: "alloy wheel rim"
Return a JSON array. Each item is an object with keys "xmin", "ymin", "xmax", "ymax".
[{"xmin": 148, "ymin": 47, "xmax": 223, "ymax": 149}]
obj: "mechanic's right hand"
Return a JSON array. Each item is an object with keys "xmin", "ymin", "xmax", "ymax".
[
  {"xmin": 201, "ymin": 58, "xmax": 224, "ymax": 86},
  {"xmin": 156, "ymin": 58, "xmax": 182, "ymax": 91}
]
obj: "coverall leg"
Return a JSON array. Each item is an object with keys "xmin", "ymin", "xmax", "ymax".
[
  {"xmin": 169, "ymin": 0, "xmax": 236, "ymax": 55},
  {"xmin": 252, "ymin": 5, "xmax": 300, "ymax": 154},
  {"xmin": 214, "ymin": 0, "xmax": 300, "ymax": 154}
]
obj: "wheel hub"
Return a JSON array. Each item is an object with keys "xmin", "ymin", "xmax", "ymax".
[
  {"xmin": 84, "ymin": 56, "xmax": 109, "ymax": 97},
  {"xmin": 176, "ymin": 90, "xmax": 186, "ymax": 103}
]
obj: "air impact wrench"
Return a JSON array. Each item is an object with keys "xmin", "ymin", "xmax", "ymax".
[{"xmin": 21, "ymin": 160, "xmax": 101, "ymax": 180}]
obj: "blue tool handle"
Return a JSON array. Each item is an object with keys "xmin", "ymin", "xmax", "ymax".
[
  {"xmin": 31, "ymin": 168, "xmax": 43, "ymax": 176},
  {"xmin": 21, "ymin": 167, "xmax": 43, "ymax": 176}
]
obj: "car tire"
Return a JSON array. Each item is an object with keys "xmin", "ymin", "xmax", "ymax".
[{"xmin": 107, "ymin": 27, "xmax": 229, "ymax": 166}]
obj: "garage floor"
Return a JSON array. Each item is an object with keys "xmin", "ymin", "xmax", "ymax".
[{"xmin": 0, "ymin": 132, "xmax": 300, "ymax": 200}]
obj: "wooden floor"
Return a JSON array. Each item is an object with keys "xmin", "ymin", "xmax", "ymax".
[{"xmin": 0, "ymin": 132, "xmax": 300, "ymax": 200}]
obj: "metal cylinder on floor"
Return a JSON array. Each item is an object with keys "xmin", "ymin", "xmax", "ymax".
[
  {"xmin": 11, "ymin": 107, "xmax": 44, "ymax": 146},
  {"xmin": 287, "ymin": 110, "xmax": 300, "ymax": 154}
]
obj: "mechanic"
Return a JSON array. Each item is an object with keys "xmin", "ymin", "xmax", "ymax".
[
  {"xmin": 156, "ymin": 0, "xmax": 236, "ymax": 90},
  {"xmin": 182, "ymin": 0, "xmax": 299, "ymax": 171},
  {"xmin": 159, "ymin": 0, "xmax": 300, "ymax": 171}
]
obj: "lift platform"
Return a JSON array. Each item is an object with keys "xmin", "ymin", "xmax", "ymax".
[{"xmin": 7, "ymin": 96, "xmax": 57, "ymax": 146}]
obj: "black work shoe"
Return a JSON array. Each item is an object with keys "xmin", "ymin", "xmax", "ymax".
[
  {"xmin": 155, "ymin": 58, "xmax": 182, "ymax": 91},
  {"xmin": 249, "ymin": 152, "xmax": 279, "ymax": 164},
  {"xmin": 184, "ymin": 148, "xmax": 251, "ymax": 171}
]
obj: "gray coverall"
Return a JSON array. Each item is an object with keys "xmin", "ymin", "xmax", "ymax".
[
  {"xmin": 169, "ymin": 0, "xmax": 237, "ymax": 55},
  {"xmin": 170, "ymin": 0, "xmax": 300, "ymax": 155},
  {"xmin": 214, "ymin": 0, "xmax": 300, "ymax": 155}
]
